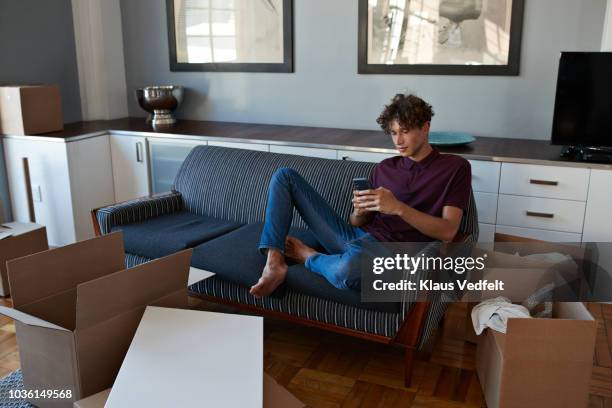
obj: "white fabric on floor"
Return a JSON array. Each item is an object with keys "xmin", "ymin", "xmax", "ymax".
[{"xmin": 472, "ymin": 296, "xmax": 531, "ymax": 335}]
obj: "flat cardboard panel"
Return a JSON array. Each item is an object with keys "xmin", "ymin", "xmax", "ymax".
[
  {"xmin": 73, "ymin": 389, "xmax": 110, "ymax": 408},
  {"xmin": 74, "ymin": 375, "xmax": 305, "ymax": 408},
  {"xmin": 0, "ymin": 225, "xmax": 48, "ymax": 295},
  {"xmin": 16, "ymin": 321, "xmax": 80, "ymax": 408},
  {"xmin": 264, "ymin": 373, "xmax": 306, "ymax": 408},
  {"xmin": 20, "ymin": 85, "xmax": 63, "ymax": 135},
  {"xmin": 105, "ymin": 307, "xmax": 264, "ymax": 408},
  {"xmin": 75, "ymin": 249, "xmax": 192, "ymax": 330},
  {"xmin": 7, "ymin": 232, "xmax": 125, "ymax": 308}
]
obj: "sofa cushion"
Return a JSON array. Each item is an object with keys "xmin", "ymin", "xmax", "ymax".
[
  {"xmin": 111, "ymin": 211, "xmax": 243, "ymax": 259},
  {"xmin": 191, "ymin": 223, "xmax": 400, "ymax": 313},
  {"xmin": 285, "ymin": 264, "xmax": 399, "ymax": 313},
  {"xmin": 191, "ymin": 223, "xmax": 319, "ymax": 298}
]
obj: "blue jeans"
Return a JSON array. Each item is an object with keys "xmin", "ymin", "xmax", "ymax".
[{"xmin": 258, "ymin": 168, "xmax": 377, "ymax": 290}]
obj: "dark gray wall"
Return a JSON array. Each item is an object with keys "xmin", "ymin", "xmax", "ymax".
[
  {"xmin": 0, "ymin": 0, "xmax": 82, "ymax": 123},
  {"xmin": 0, "ymin": 0, "xmax": 82, "ymax": 221},
  {"xmin": 121, "ymin": 0, "xmax": 606, "ymax": 140}
]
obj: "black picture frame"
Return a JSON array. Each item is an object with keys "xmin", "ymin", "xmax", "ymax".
[
  {"xmin": 358, "ymin": 0, "xmax": 525, "ymax": 76},
  {"xmin": 166, "ymin": 0, "xmax": 294, "ymax": 73}
]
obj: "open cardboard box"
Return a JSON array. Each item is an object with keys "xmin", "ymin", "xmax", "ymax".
[
  {"xmin": 0, "ymin": 232, "xmax": 192, "ymax": 408},
  {"xmin": 476, "ymin": 302, "xmax": 596, "ymax": 408},
  {"xmin": 463, "ymin": 236, "xmax": 587, "ymax": 343},
  {"xmin": 0, "ymin": 222, "xmax": 48, "ymax": 296}
]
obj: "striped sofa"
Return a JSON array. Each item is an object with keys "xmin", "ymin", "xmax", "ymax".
[{"xmin": 93, "ymin": 145, "xmax": 478, "ymax": 385}]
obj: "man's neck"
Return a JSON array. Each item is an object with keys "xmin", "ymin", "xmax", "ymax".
[{"xmin": 409, "ymin": 144, "xmax": 433, "ymax": 162}]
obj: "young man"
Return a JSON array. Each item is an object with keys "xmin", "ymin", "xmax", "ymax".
[{"xmin": 250, "ymin": 94, "xmax": 471, "ymax": 298}]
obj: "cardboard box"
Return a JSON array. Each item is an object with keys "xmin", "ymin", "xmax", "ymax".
[
  {"xmin": 476, "ymin": 302, "xmax": 596, "ymax": 408},
  {"xmin": 73, "ymin": 374, "xmax": 305, "ymax": 408},
  {"xmin": 0, "ymin": 232, "xmax": 192, "ymax": 408},
  {"xmin": 0, "ymin": 85, "xmax": 63, "ymax": 135},
  {"xmin": 0, "ymin": 222, "xmax": 48, "ymax": 296}
]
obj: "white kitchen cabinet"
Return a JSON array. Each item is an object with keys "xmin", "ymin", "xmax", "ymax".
[
  {"xmin": 497, "ymin": 194, "xmax": 586, "ymax": 234},
  {"xmin": 208, "ymin": 141, "xmax": 269, "ymax": 152},
  {"xmin": 478, "ymin": 223, "xmax": 496, "ymax": 243},
  {"xmin": 110, "ymin": 134, "xmax": 150, "ymax": 202},
  {"xmin": 500, "ymin": 163, "xmax": 589, "ymax": 201},
  {"xmin": 270, "ymin": 145, "xmax": 337, "ymax": 159},
  {"xmin": 469, "ymin": 160, "xmax": 500, "ymax": 193},
  {"xmin": 3, "ymin": 135, "xmax": 115, "ymax": 246},
  {"xmin": 336, "ymin": 150, "xmax": 396, "ymax": 163},
  {"xmin": 583, "ymin": 169, "xmax": 612, "ymax": 242},
  {"xmin": 149, "ymin": 139, "xmax": 206, "ymax": 195},
  {"xmin": 495, "ymin": 225, "xmax": 582, "ymax": 243}
]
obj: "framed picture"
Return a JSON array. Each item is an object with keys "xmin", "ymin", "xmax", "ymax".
[
  {"xmin": 166, "ymin": 0, "xmax": 293, "ymax": 72},
  {"xmin": 358, "ymin": 0, "xmax": 525, "ymax": 75}
]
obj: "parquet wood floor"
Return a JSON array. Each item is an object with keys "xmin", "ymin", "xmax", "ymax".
[{"xmin": 1, "ymin": 297, "xmax": 611, "ymax": 407}]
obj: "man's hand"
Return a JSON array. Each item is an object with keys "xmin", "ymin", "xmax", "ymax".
[
  {"xmin": 351, "ymin": 190, "xmax": 371, "ymax": 216},
  {"xmin": 352, "ymin": 187, "xmax": 404, "ymax": 216}
]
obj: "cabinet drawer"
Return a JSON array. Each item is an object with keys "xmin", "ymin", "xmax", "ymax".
[
  {"xmin": 208, "ymin": 141, "xmax": 269, "ymax": 152},
  {"xmin": 497, "ymin": 194, "xmax": 585, "ymax": 233},
  {"xmin": 495, "ymin": 225, "xmax": 582, "ymax": 243},
  {"xmin": 270, "ymin": 145, "xmax": 337, "ymax": 159},
  {"xmin": 336, "ymin": 150, "xmax": 396, "ymax": 163},
  {"xmin": 474, "ymin": 192, "xmax": 498, "ymax": 224},
  {"xmin": 469, "ymin": 160, "xmax": 500, "ymax": 193},
  {"xmin": 500, "ymin": 163, "xmax": 589, "ymax": 201}
]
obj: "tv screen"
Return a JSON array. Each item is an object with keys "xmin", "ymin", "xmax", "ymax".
[{"xmin": 551, "ymin": 52, "xmax": 612, "ymax": 147}]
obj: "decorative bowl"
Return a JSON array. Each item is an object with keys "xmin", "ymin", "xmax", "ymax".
[
  {"xmin": 429, "ymin": 131, "xmax": 475, "ymax": 146},
  {"xmin": 136, "ymin": 86, "xmax": 184, "ymax": 126}
]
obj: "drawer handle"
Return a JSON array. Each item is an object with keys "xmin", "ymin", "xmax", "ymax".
[
  {"xmin": 136, "ymin": 142, "xmax": 144, "ymax": 163},
  {"xmin": 525, "ymin": 211, "xmax": 555, "ymax": 219},
  {"xmin": 529, "ymin": 179, "xmax": 558, "ymax": 186}
]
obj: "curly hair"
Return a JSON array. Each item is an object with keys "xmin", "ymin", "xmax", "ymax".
[{"xmin": 376, "ymin": 94, "xmax": 434, "ymax": 134}]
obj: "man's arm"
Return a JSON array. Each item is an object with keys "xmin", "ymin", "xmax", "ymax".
[
  {"xmin": 353, "ymin": 188, "xmax": 463, "ymax": 242},
  {"xmin": 395, "ymin": 204, "xmax": 463, "ymax": 242}
]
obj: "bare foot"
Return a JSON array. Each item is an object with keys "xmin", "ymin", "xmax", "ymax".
[
  {"xmin": 285, "ymin": 236, "xmax": 318, "ymax": 264},
  {"xmin": 250, "ymin": 249, "xmax": 288, "ymax": 298}
]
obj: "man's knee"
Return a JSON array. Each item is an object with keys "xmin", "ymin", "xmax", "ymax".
[{"xmin": 271, "ymin": 167, "xmax": 299, "ymax": 184}]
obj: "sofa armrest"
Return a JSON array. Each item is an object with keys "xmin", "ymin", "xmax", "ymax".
[
  {"xmin": 92, "ymin": 191, "xmax": 185, "ymax": 235},
  {"xmin": 400, "ymin": 240, "xmax": 443, "ymax": 311}
]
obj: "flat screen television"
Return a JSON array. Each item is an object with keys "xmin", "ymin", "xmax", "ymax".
[{"xmin": 551, "ymin": 52, "xmax": 612, "ymax": 149}]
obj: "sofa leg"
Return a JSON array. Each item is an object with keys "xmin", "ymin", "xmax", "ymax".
[{"xmin": 404, "ymin": 347, "xmax": 415, "ymax": 388}]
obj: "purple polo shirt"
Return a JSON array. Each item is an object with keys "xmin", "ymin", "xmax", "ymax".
[{"xmin": 362, "ymin": 149, "xmax": 471, "ymax": 242}]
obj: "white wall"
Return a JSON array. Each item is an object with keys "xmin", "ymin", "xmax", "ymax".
[{"xmin": 72, "ymin": 0, "xmax": 129, "ymax": 120}]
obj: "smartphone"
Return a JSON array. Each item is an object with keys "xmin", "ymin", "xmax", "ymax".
[{"xmin": 352, "ymin": 177, "xmax": 372, "ymax": 191}]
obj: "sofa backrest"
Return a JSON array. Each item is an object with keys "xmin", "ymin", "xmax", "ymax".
[
  {"xmin": 173, "ymin": 145, "xmax": 478, "ymax": 239},
  {"xmin": 173, "ymin": 145, "xmax": 375, "ymax": 229}
]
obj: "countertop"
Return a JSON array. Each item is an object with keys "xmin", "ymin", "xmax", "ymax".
[{"xmin": 5, "ymin": 117, "xmax": 610, "ymax": 169}]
